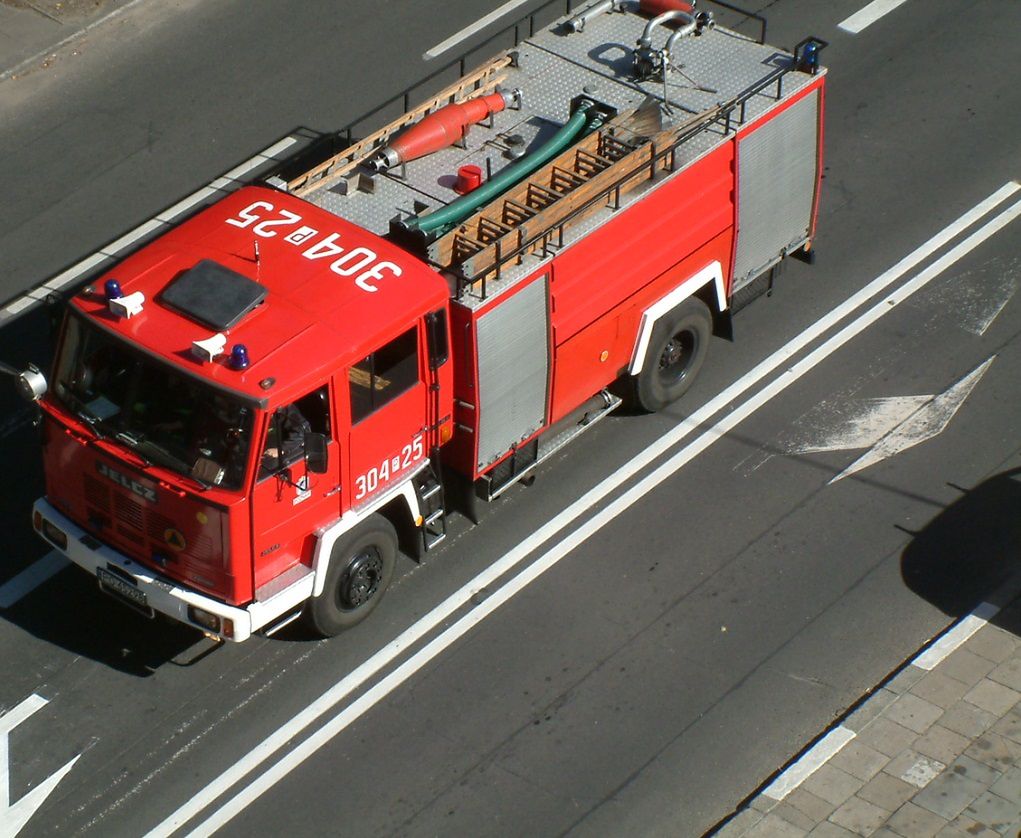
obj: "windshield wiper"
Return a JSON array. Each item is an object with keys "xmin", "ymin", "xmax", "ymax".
[{"xmin": 114, "ymin": 430, "xmax": 153, "ymax": 466}]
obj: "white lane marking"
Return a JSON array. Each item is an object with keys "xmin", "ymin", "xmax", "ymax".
[
  {"xmin": 762, "ymin": 726, "xmax": 856, "ymax": 801},
  {"xmin": 0, "ymin": 695, "xmax": 81, "ymax": 838},
  {"xmin": 424, "ymin": 0, "xmax": 534, "ymax": 59},
  {"xmin": 159, "ymin": 193, "xmax": 1021, "ymax": 837},
  {"xmin": 913, "ymin": 601, "xmax": 1000, "ymax": 671},
  {"xmin": 0, "ymin": 136, "xmax": 298, "ymax": 320},
  {"xmin": 831, "ymin": 356, "xmax": 995, "ymax": 482},
  {"xmin": 0, "ymin": 552, "xmax": 68, "ymax": 609},
  {"xmin": 838, "ymin": 0, "xmax": 911, "ymax": 34}
]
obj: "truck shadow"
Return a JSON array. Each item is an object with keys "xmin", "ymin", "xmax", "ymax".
[{"xmin": 900, "ymin": 466, "xmax": 1021, "ymax": 634}]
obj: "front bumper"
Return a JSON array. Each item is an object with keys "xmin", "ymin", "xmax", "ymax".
[{"xmin": 32, "ymin": 498, "xmax": 252, "ymax": 642}]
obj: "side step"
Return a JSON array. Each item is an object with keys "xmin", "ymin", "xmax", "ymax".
[
  {"xmin": 413, "ymin": 465, "xmax": 448, "ymax": 552},
  {"xmin": 482, "ymin": 390, "xmax": 622, "ymax": 501}
]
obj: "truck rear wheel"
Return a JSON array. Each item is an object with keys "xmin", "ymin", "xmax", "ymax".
[
  {"xmin": 305, "ymin": 515, "xmax": 398, "ymax": 636},
  {"xmin": 634, "ymin": 298, "xmax": 712, "ymax": 412}
]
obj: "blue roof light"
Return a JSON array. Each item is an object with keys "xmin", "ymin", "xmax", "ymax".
[
  {"xmin": 229, "ymin": 344, "xmax": 250, "ymax": 370},
  {"xmin": 104, "ymin": 279, "xmax": 123, "ymax": 300}
]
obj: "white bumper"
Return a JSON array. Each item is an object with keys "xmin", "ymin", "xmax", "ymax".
[{"xmin": 33, "ymin": 498, "xmax": 252, "ymax": 642}]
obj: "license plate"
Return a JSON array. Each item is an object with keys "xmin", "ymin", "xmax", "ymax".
[{"xmin": 97, "ymin": 567, "xmax": 152, "ymax": 616}]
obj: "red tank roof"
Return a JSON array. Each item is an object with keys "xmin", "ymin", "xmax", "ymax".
[{"xmin": 71, "ymin": 186, "xmax": 447, "ymax": 404}]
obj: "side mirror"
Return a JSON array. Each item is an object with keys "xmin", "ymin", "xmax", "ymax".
[
  {"xmin": 305, "ymin": 431, "xmax": 328, "ymax": 474},
  {"xmin": 425, "ymin": 308, "xmax": 449, "ymax": 370}
]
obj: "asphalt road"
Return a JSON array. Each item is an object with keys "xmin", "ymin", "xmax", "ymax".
[{"xmin": 1, "ymin": 1, "xmax": 1020, "ymax": 836}]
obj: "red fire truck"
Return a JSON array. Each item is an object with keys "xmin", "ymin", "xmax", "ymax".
[{"xmin": 23, "ymin": 0, "xmax": 826, "ymax": 641}]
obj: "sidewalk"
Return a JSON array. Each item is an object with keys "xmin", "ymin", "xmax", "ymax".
[
  {"xmin": 714, "ymin": 592, "xmax": 1021, "ymax": 837},
  {"xmin": 0, "ymin": 0, "xmax": 141, "ymax": 80}
]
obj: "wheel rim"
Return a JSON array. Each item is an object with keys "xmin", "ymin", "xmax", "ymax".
[
  {"xmin": 657, "ymin": 328, "xmax": 698, "ymax": 387},
  {"xmin": 338, "ymin": 548, "xmax": 384, "ymax": 610}
]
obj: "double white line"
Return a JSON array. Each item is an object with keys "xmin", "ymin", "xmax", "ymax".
[
  {"xmin": 0, "ymin": 137, "xmax": 298, "ymax": 321},
  {"xmin": 147, "ymin": 181, "xmax": 1021, "ymax": 837}
]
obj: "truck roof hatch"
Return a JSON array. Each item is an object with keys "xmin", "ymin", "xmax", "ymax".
[{"xmin": 160, "ymin": 259, "xmax": 267, "ymax": 330}]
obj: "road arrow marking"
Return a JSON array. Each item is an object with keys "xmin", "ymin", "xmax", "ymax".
[
  {"xmin": 790, "ymin": 357, "xmax": 995, "ymax": 484},
  {"xmin": 0, "ymin": 695, "xmax": 81, "ymax": 838}
]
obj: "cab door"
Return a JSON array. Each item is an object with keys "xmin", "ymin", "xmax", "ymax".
[
  {"xmin": 251, "ymin": 384, "xmax": 342, "ymax": 588},
  {"xmin": 345, "ymin": 322, "xmax": 430, "ymax": 509}
]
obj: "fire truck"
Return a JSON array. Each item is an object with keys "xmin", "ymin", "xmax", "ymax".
[{"xmin": 22, "ymin": 0, "xmax": 826, "ymax": 641}]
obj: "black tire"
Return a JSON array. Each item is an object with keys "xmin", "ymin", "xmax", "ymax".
[
  {"xmin": 633, "ymin": 298, "xmax": 712, "ymax": 412},
  {"xmin": 304, "ymin": 515, "xmax": 398, "ymax": 636}
]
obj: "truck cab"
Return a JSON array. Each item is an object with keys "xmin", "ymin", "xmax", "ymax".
[{"xmin": 33, "ymin": 186, "xmax": 453, "ymax": 640}]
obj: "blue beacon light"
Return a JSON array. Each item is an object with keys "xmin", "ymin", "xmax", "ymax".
[
  {"xmin": 104, "ymin": 279, "xmax": 123, "ymax": 299},
  {"xmin": 229, "ymin": 344, "xmax": 250, "ymax": 370}
]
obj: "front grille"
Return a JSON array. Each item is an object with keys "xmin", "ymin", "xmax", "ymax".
[
  {"xmin": 113, "ymin": 492, "xmax": 144, "ymax": 530},
  {"xmin": 83, "ymin": 475, "xmax": 111, "ymax": 511}
]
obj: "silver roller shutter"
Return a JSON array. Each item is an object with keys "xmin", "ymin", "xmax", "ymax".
[
  {"xmin": 476, "ymin": 276, "xmax": 550, "ymax": 469},
  {"xmin": 733, "ymin": 90, "xmax": 820, "ymax": 290}
]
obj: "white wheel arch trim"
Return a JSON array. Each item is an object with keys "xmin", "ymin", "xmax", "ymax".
[
  {"xmin": 629, "ymin": 261, "xmax": 726, "ymax": 376},
  {"xmin": 311, "ymin": 471, "xmax": 423, "ymax": 597}
]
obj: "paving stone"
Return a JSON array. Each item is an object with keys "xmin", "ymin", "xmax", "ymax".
[
  {"xmin": 715, "ymin": 807, "xmax": 764, "ymax": 837},
  {"xmin": 858, "ymin": 772, "xmax": 917, "ymax": 812},
  {"xmin": 911, "ymin": 672, "xmax": 972, "ymax": 710},
  {"xmin": 912, "ymin": 725, "xmax": 972, "ymax": 766},
  {"xmin": 829, "ymin": 740, "xmax": 890, "ymax": 782},
  {"xmin": 808, "ymin": 823, "xmax": 857, "ymax": 837},
  {"xmin": 963, "ymin": 679, "xmax": 1021, "ymax": 717},
  {"xmin": 856, "ymin": 718, "xmax": 919, "ymax": 758},
  {"xmin": 947, "ymin": 754, "xmax": 1002, "ymax": 788},
  {"xmin": 772, "ymin": 800, "xmax": 818, "ymax": 831},
  {"xmin": 867, "ymin": 830, "xmax": 902, "ymax": 838},
  {"xmin": 885, "ymin": 750, "xmax": 946, "ymax": 788},
  {"xmin": 886, "ymin": 801, "xmax": 950, "ymax": 837},
  {"xmin": 961, "ymin": 790, "xmax": 1020, "ymax": 831},
  {"xmin": 939, "ymin": 700, "xmax": 998, "ymax": 740},
  {"xmin": 939, "ymin": 820, "xmax": 996, "ymax": 836},
  {"xmin": 990, "ymin": 706, "xmax": 1021, "ymax": 745},
  {"xmin": 964, "ymin": 732, "xmax": 1021, "ymax": 773},
  {"xmin": 844, "ymin": 689, "xmax": 898, "ymax": 733},
  {"xmin": 744, "ymin": 812, "xmax": 808, "ymax": 837},
  {"xmin": 802, "ymin": 765, "xmax": 865, "ymax": 808},
  {"xmin": 828, "ymin": 795, "xmax": 888, "ymax": 836},
  {"xmin": 939, "ymin": 650, "xmax": 996, "ymax": 688},
  {"xmin": 912, "ymin": 767, "xmax": 987, "ymax": 820},
  {"xmin": 988, "ymin": 657, "xmax": 1021, "ymax": 691},
  {"xmin": 787, "ymin": 788, "xmax": 838, "ymax": 822},
  {"xmin": 988, "ymin": 765, "xmax": 1021, "ymax": 801},
  {"xmin": 932, "ymin": 825, "xmax": 973, "ymax": 838},
  {"xmin": 886, "ymin": 666, "xmax": 926, "ymax": 695},
  {"xmin": 886, "ymin": 693, "xmax": 945, "ymax": 734},
  {"xmin": 966, "ymin": 625, "xmax": 1019, "ymax": 664}
]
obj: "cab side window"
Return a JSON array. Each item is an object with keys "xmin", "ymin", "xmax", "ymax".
[
  {"xmin": 260, "ymin": 386, "xmax": 330, "ymax": 478},
  {"xmin": 348, "ymin": 326, "xmax": 419, "ymax": 423}
]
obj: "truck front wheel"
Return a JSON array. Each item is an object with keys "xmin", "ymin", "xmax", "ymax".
[
  {"xmin": 634, "ymin": 298, "xmax": 712, "ymax": 412},
  {"xmin": 305, "ymin": 515, "xmax": 398, "ymax": 636}
]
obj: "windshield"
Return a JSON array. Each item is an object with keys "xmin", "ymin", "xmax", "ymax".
[{"xmin": 52, "ymin": 313, "xmax": 255, "ymax": 490}]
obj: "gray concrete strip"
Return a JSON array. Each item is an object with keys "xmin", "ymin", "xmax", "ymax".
[
  {"xmin": 0, "ymin": 0, "xmax": 148, "ymax": 80},
  {"xmin": 711, "ymin": 582, "xmax": 1021, "ymax": 836}
]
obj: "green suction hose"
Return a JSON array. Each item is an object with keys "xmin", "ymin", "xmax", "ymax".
[{"xmin": 411, "ymin": 103, "xmax": 599, "ymax": 236}]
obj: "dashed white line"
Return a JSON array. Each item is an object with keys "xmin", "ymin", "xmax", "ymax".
[
  {"xmin": 838, "ymin": 0, "xmax": 911, "ymax": 34},
  {"xmin": 148, "ymin": 185, "xmax": 1021, "ymax": 837},
  {"xmin": 0, "ymin": 552, "xmax": 67, "ymax": 609},
  {"xmin": 424, "ymin": 0, "xmax": 534, "ymax": 59},
  {"xmin": 913, "ymin": 601, "xmax": 1000, "ymax": 670},
  {"xmin": 762, "ymin": 726, "xmax": 856, "ymax": 800}
]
